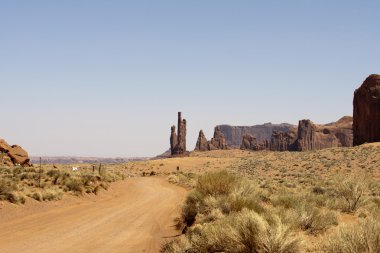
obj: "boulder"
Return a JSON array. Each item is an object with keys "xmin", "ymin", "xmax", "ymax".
[
  {"xmin": 0, "ymin": 139, "xmax": 31, "ymax": 166},
  {"xmin": 8, "ymin": 145, "xmax": 30, "ymax": 165},
  {"xmin": 353, "ymin": 74, "xmax": 380, "ymax": 146},
  {"xmin": 0, "ymin": 139, "xmax": 12, "ymax": 152}
]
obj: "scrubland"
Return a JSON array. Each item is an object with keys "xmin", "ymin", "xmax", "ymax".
[
  {"xmin": 159, "ymin": 143, "xmax": 380, "ymax": 253},
  {"xmin": 0, "ymin": 163, "xmax": 127, "ymax": 204}
]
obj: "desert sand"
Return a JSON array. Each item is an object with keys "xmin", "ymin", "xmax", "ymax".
[{"xmin": 0, "ymin": 177, "xmax": 186, "ymax": 253}]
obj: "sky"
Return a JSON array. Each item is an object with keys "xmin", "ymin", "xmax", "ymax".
[{"xmin": 0, "ymin": 1, "xmax": 379, "ymax": 157}]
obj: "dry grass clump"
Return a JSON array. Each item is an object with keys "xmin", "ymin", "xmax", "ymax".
[
  {"xmin": 319, "ymin": 217, "xmax": 380, "ymax": 253},
  {"xmin": 181, "ymin": 171, "xmax": 266, "ymax": 227},
  {"xmin": 167, "ymin": 172, "xmax": 197, "ymax": 188},
  {"xmin": 163, "ymin": 209, "xmax": 300, "ymax": 253}
]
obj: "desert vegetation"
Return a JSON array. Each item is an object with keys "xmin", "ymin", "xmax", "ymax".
[
  {"xmin": 0, "ymin": 164, "xmax": 126, "ymax": 204},
  {"xmin": 162, "ymin": 144, "xmax": 380, "ymax": 252}
]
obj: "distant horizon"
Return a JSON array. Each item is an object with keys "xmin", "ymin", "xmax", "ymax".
[{"xmin": 1, "ymin": 1, "xmax": 378, "ymax": 157}]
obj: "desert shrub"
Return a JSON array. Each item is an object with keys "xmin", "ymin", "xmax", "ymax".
[
  {"xmin": 312, "ymin": 186, "xmax": 326, "ymax": 195},
  {"xmin": 173, "ymin": 209, "xmax": 300, "ymax": 253},
  {"xmin": 319, "ymin": 217, "xmax": 380, "ymax": 253},
  {"xmin": 335, "ymin": 175, "xmax": 368, "ymax": 212},
  {"xmin": 81, "ymin": 174, "xmax": 98, "ymax": 186},
  {"xmin": 273, "ymin": 194, "xmax": 301, "ymax": 209},
  {"xmin": 298, "ymin": 206, "xmax": 338, "ymax": 234},
  {"xmin": 182, "ymin": 190, "xmax": 203, "ymax": 226},
  {"xmin": 160, "ymin": 237, "xmax": 191, "ymax": 253},
  {"xmin": 276, "ymin": 202, "xmax": 338, "ymax": 234},
  {"xmin": 65, "ymin": 178, "xmax": 83, "ymax": 193},
  {"xmin": 196, "ymin": 170, "xmax": 237, "ymax": 196},
  {"xmin": 31, "ymin": 192, "xmax": 42, "ymax": 201},
  {"xmin": 181, "ymin": 172, "xmax": 266, "ymax": 227},
  {"xmin": 0, "ymin": 179, "xmax": 21, "ymax": 203},
  {"xmin": 46, "ymin": 169, "xmax": 60, "ymax": 178},
  {"xmin": 362, "ymin": 197, "xmax": 380, "ymax": 217},
  {"xmin": 167, "ymin": 174, "xmax": 179, "ymax": 184},
  {"xmin": 42, "ymin": 189, "xmax": 63, "ymax": 201}
]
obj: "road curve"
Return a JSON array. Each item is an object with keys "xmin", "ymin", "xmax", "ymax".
[{"xmin": 0, "ymin": 177, "xmax": 187, "ymax": 253}]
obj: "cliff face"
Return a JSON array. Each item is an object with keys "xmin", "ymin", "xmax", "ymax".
[
  {"xmin": 218, "ymin": 123, "xmax": 296, "ymax": 147},
  {"xmin": 239, "ymin": 117, "xmax": 353, "ymax": 152},
  {"xmin": 353, "ymin": 74, "xmax": 380, "ymax": 146}
]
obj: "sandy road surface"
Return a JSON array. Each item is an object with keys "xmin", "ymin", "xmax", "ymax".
[{"xmin": 0, "ymin": 177, "xmax": 187, "ymax": 253}]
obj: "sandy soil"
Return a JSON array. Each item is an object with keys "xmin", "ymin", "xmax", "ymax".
[{"xmin": 0, "ymin": 177, "xmax": 187, "ymax": 253}]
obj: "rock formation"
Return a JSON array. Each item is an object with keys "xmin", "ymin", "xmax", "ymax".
[
  {"xmin": 239, "ymin": 117, "xmax": 353, "ymax": 152},
  {"xmin": 0, "ymin": 139, "xmax": 31, "ymax": 167},
  {"xmin": 170, "ymin": 112, "xmax": 187, "ymax": 155},
  {"xmin": 210, "ymin": 126, "xmax": 228, "ymax": 150},
  {"xmin": 194, "ymin": 127, "xmax": 228, "ymax": 151},
  {"xmin": 353, "ymin": 74, "xmax": 380, "ymax": 146},
  {"xmin": 270, "ymin": 130, "xmax": 297, "ymax": 151},
  {"xmin": 170, "ymin": 126, "xmax": 177, "ymax": 153},
  {"xmin": 295, "ymin": 119, "xmax": 316, "ymax": 151},
  {"xmin": 195, "ymin": 130, "xmax": 208, "ymax": 151}
]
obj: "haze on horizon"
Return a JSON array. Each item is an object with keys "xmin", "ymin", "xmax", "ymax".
[{"xmin": 1, "ymin": 1, "xmax": 379, "ymax": 157}]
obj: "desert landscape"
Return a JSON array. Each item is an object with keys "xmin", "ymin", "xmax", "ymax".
[
  {"xmin": 1, "ymin": 74, "xmax": 380, "ymax": 252},
  {"xmin": 1, "ymin": 2, "xmax": 379, "ymax": 253}
]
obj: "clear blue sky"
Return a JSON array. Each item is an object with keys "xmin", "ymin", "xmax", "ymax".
[{"xmin": 1, "ymin": 1, "xmax": 379, "ymax": 157}]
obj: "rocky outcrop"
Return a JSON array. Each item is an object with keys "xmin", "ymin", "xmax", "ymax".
[
  {"xmin": 170, "ymin": 112, "xmax": 187, "ymax": 155},
  {"xmin": 353, "ymin": 74, "xmax": 380, "ymax": 146},
  {"xmin": 239, "ymin": 117, "xmax": 353, "ymax": 152},
  {"xmin": 270, "ymin": 130, "xmax": 297, "ymax": 151},
  {"xmin": 294, "ymin": 118, "xmax": 354, "ymax": 151},
  {"xmin": 210, "ymin": 127, "xmax": 228, "ymax": 150},
  {"xmin": 295, "ymin": 120, "xmax": 316, "ymax": 151},
  {"xmin": 194, "ymin": 127, "xmax": 228, "ymax": 151},
  {"xmin": 0, "ymin": 139, "xmax": 31, "ymax": 167},
  {"xmin": 195, "ymin": 130, "xmax": 209, "ymax": 151}
]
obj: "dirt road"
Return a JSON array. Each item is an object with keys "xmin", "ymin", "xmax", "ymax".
[{"xmin": 0, "ymin": 177, "xmax": 187, "ymax": 253}]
